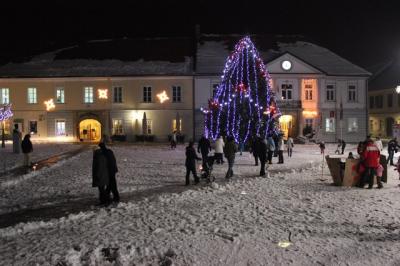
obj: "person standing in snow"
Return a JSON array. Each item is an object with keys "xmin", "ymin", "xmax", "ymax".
[
  {"xmin": 362, "ymin": 138, "xmax": 382, "ymax": 189},
  {"xmin": 319, "ymin": 141, "xmax": 325, "ymax": 154},
  {"xmin": 286, "ymin": 137, "xmax": 294, "ymax": 157},
  {"xmin": 255, "ymin": 137, "xmax": 268, "ymax": 176},
  {"xmin": 341, "ymin": 139, "xmax": 346, "ymax": 155},
  {"xmin": 214, "ymin": 135, "xmax": 225, "ymax": 164},
  {"xmin": 12, "ymin": 124, "xmax": 22, "ymax": 154},
  {"xmin": 387, "ymin": 138, "xmax": 400, "ymax": 166},
  {"xmin": 171, "ymin": 131, "xmax": 177, "ymax": 149},
  {"xmin": 21, "ymin": 134, "xmax": 33, "ymax": 170},
  {"xmin": 198, "ymin": 135, "xmax": 211, "ymax": 169},
  {"xmin": 374, "ymin": 136, "xmax": 383, "ymax": 152},
  {"xmin": 277, "ymin": 136, "xmax": 284, "ymax": 164},
  {"xmin": 250, "ymin": 135, "xmax": 259, "ymax": 166},
  {"xmin": 266, "ymin": 136, "xmax": 275, "ymax": 164},
  {"xmin": 185, "ymin": 141, "xmax": 201, "ymax": 185},
  {"xmin": 92, "ymin": 142, "xmax": 119, "ymax": 205},
  {"xmin": 223, "ymin": 136, "xmax": 237, "ymax": 179}
]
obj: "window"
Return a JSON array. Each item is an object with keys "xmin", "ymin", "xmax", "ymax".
[
  {"xmin": 84, "ymin": 87, "xmax": 94, "ymax": 103},
  {"xmin": 55, "ymin": 120, "xmax": 66, "ymax": 136},
  {"xmin": 375, "ymin": 95, "xmax": 383, "ymax": 108},
  {"xmin": 112, "ymin": 119, "xmax": 124, "ymax": 135},
  {"xmin": 172, "ymin": 86, "xmax": 182, "ymax": 102},
  {"xmin": 387, "ymin": 94, "xmax": 393, "ymax": 108},
  {"xmin": 348, "ymin": 85, "xmax": 356, "ymax": 102},
  {"xmin": 143, "ymin": 86, "xmax": 152, "ymax": 102},
  {"xmin": 27, "ymin": 88, "xmax": 37, "ymax": 104},
  {"xmin": 212, "ymin": 84, "xmax": 219, "ymax": 97},
  {"xmin": 325, "ymin": 118, "xmax": 335, "ymax": 133},
  {"xmin": 281, "ymin": 84, "xmax": 292, "ymax": 100},
  {"xmin": 173, "ymin": 119, "xmax": 182, "ymax": 132},
  {"xmin": 1, "ymin": 88, "xmax": 9, "ymax": 104},
  {"xmin": 305, "ymin": 85, "xmax": 313, "ymax": 100},
  {"xmin": 348, "ymin": 118, "xmax": 358, "ymax": 132},
  {"xmin": 326, "ymin": 85, "xmax": 335, "ymax": 101},
  {"xmin": 305, "ymin": 119, "xmax": 313, "ymax": 128},
  {"xmin": 369, "ymin": 120, "xmax": 374, "ymax": 131},
  {"xmin": 29, "ymin": 121, "xmax": 37, "ymax": 134},
  {"xmin": 146, "ymin": 119, "xmax": 152, "ymax": 134},
  {"xmin": 56, "ymin": 88, "xmax": 65, "ymax": 104},
  {"xmin": 113, "ymin": 86, "xmax": 123, "ymax": 103},
  {"xmin": 369, "ymin": 96, "xmax": 374, "ymax": 109}
]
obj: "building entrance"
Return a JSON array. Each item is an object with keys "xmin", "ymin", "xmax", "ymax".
[{"xmin": 79, "ymin": 119, "xmax": 101, "ymax": 141}]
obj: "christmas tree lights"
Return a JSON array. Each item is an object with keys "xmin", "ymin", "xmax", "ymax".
[{"xmin": 202, "ymin": 36, "xmax": 281, "ymax": 143}]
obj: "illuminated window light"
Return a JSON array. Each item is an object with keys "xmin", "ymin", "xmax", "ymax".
[
  {"xmin": 157, "ymin": 90, "xmax": 169, "ymax": 103},
  {"xmin": 98, "ymin": 89, "xmax": 108, "ymax": 99},
  {"xmin": 44, "ymin": 99, "xmax": 55, "ymax": 111},
  {"xmin": 302, "ymin": 110, "xmax": 318, "ymax": 117}
]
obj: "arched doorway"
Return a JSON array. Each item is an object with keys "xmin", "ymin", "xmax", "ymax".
[
  {"xmin": 279, "ymin": 115, "xmax": 293, "ymax": 140},
  {"xmin": 386, "ymin": 117, "xmax": 395, "ymax": 137},
  {"xmin": 79, "ymin": 119, "xmax": 101, "ymax": 141}
]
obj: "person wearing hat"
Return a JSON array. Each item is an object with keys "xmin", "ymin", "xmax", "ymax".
[{"xmin": 92, "ymin": 142, "xmax": 119, "ymax": 205}]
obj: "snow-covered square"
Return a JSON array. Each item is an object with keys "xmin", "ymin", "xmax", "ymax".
[{"xmin": 1, "ymin": 142, "xmax": 400, "ymax": 265}]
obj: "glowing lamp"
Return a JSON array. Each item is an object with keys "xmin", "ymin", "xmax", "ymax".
[
  {"xmin": 157, "ymin": 90, "xmax": 169, "ymax": 103},
  {"xmin": 302, "ymin": 110, "xmax": 318, "ymax": 117},
  {"xmin": 0, "ymin": 104, "xmax": 13, "ymax": 121},
  {"xmin": 396, "ymin": 85, "xmax": 400, "ymax": 94},
  {"xmin": 44, "ymin": 99, "xmax": 55, "ymax": 111},
  {"xmin": 98, "ymin": 89, "xmax": 108, "ymax": 99}
]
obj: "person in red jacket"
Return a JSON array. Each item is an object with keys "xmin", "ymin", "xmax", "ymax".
[{"xmin": 362, "ymin": 138, "xmax": 382, "ymax": 189}]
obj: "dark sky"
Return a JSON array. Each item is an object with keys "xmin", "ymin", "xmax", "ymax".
[{"xmin": 2, "ymin": 0, "xmax": 400, "ymax": 71}]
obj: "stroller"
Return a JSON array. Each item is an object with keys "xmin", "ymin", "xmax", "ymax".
[{"xmin": 200, "ymin": 155, "xmax": 216, "ymax": 183}]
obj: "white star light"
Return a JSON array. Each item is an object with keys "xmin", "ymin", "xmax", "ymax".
[
  {"xmin": 157, "ymin": 90, "xmax": 170, "ymax": 103},
  {"xmin": 44, "ymin": 99, "xmax": 55, "ymax": 111},
  {"xmin": 98, "ymin": 89, "xmax": 108, "ymax": 99}
]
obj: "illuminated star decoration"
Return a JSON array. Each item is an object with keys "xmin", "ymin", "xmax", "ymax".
[
  {"xmin": 98, "ymin": 89, "xmax": 108, "ymax": 99},
  {"xmin": 44, "ymin": 99, "xmax": 55, "ymax": 111},
  {"xmin": 157, "ymin": 90, "xmax": 169, "ymax": 103},
  {"xmin": 0, "ymin": 104, "xmax": 13, "ymax": 121}
]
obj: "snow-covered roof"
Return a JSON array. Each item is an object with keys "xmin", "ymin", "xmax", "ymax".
[
  {"xmin": 0, "ymin": 38, "xmax": 194, "ymax": 77},
  {"xmin": 368, "ymin": 58, "xmax": 400, "ymax": 91},
  {"xmin": 196, "ymin": 34, "xmax": 371, "ymax": 77}
]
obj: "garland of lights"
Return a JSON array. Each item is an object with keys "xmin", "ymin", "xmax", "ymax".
[
  {"xmin": 0, "ymin": 104, "xmax": 13, "ymax": 121},
  {"xmin": 201, "ymin": 36, "xmax": 281, "ymax": 143}
]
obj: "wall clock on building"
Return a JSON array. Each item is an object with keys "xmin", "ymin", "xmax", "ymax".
[{"xmin": 281, "ymin": 60, "xmax": 292, "ymax": 71}]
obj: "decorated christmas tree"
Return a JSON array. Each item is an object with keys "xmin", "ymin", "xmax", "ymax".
[{"xmin": 202, "ymin": 36, "xmax": 281, "ymax": 143}]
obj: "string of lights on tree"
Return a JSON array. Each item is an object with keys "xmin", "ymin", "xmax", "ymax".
[{"xmin": 201, "ymin": 36, "xmax": 281, "ymax": 143}]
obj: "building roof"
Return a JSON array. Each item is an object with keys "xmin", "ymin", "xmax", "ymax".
[
  {"xmin": 0, "ymin": 38, "xmax": 194, "ymax": 78},
  {"xmin": 196, "ymin": 34, "xmax": 371, "ymax": 77},
  {"xmin": 368, "ymin": 58, "xmax": 400, "ymax": 91}
]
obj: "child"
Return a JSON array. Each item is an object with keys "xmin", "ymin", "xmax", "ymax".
[
  {"xmin": 319, "ymin": 141, "xmax": 325, "ymax": 154},
  {"xmin": 375, "ymin": 164, "xmax": 384, "ymax": 189}
]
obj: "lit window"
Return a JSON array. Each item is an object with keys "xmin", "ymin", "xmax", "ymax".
[
  {"xmin": 172, "ymin": 86, "xmax": 182, "ymax": 102},
  {"xmin": 281, "ymin": 84, "xmax": 292, "ymax": 100},
  {"xmin": 56, "ymin": 88, "xmax": 65, "ymax": 104},
  {"xmin": 1, "ymin": 88, "xmax": 9, "ymax": 104},
  {"xmin": 348, "ymin": 118, "xmax": 358, "ymax": 132},
  {"xmin": 112, "ymin": 119, "xmax": 124, "ymax": 135},
  {"xmin": 27, "ymin": 88, "xmax": 37, "ymax": 104},
  {"xmin": 325, "ymin": 118, "xmax": 335, "ymax": 133},
  {"xmin": 173, "ymin": 119, "xmax": 182, "ymax": 131},
  {"xmin": 146, "ymin": 119, "xmax": 152, "ymax": 134},
  {"xmin": 348, "ymin": 85, "xmax": 357, "ymax": 102},
  {"xmin": 326, "ymin": 85, "xmax": 335, "ymax": 101},
  {"xmin": 84, "ymin": 87, "xmax": 94, "ymax": 103},
  {"xmin": 29, "ymin": 121, "xmax": 38, "ymax": 134},
  {"xmin": 55, "ymin": 120, "xmax": 66, "ymax": 136},
  {"xmin": 305, "ymin": 84, "xmax": 313, "ymax": 100},
  {"xmin": 143, "ymin": 86, "xmax": 152, "ymax": 102},
  {"xmin": 113, "ymin": 87, "xmax": 123, "ymax": 103}
]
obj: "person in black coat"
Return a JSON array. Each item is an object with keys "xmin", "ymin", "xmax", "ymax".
[
  {"xmin": 341, "ymin": 139, "xmax": 346, "ymax": 155},
  {"xmin": 250, "ymin": 135, "xmax": 259, "ymax": 166},
  {"xmin": 21, "ymin": 134, "xmax": 33, "ymax": 169},
  {"xmin": 255, "ymin": 137, "xmax": 268, "ymax": 176},
  {"xmin": 388, "ymin": 138, "xmax": 400, "ymax": 165},
  {"xmin": 186, "ymin": 141, "xmax": 201, "ymax": 185},
  {"xmin": 198, "ymin": 135, "xmax": 211, "ymax": 169},
  {"xmin": 93, "ymin": 142, "xmax": 119, "ymax": 204}
]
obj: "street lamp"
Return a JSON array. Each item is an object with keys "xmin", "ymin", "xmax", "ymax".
[{"xmin": 396, "ymin": 85, "xmax": 400, "ymax": 94}]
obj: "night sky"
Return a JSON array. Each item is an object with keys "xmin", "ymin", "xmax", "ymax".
[{"xmin": 2, "ymin": 0, "xmax": 400, "ymax": 71}]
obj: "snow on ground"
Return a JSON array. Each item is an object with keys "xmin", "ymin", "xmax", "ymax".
[
  {"xmin": 0, "ymin": 141, "xmax": 82, "ymax": 173},
  {"xmin": 1, "ymin": 143, "xmax": 400, "ymax": 265}
]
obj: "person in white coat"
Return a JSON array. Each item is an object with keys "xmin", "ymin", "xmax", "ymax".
[
  {"xmin": 286, "ymin": 137, "xmax": 294, "ymax": 157},
  {"xmin": 214, "ymin": 135, "xmax": 225, "ymax": 164},
  {"xmin": 374, "ymin": 136, "xmax": 383, "ymax": 151},
  {"xmin": 277, "ymin": 137, "xmax": 285, "ymax": 164}
]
